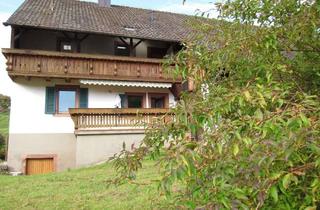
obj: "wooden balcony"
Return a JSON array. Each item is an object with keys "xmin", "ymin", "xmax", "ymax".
[
  {"xmin": 69, "ymin": 108, "xmax": 172, "ymax": 131},
  {"xmin": 2, "ymin": 48, "xmax": 177, "ymax": 83}
]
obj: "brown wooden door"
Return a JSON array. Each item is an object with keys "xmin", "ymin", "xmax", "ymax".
[{"xmin": 26, "ymin": 158, "xmax": 54, "ymax": 175}]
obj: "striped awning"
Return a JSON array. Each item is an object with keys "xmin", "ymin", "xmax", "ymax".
[{"xmin": 80, "ymin": 80, "xmax": 172, "ymax": 89}]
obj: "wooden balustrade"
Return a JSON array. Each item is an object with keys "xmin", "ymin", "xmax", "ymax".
[
  {"xmin": 2, "ymin": 48, "xmax": 177, "ymax": 82},
  {"xmin": 69, "ymin": 108, "xmax": 173, "ymax": 130}
]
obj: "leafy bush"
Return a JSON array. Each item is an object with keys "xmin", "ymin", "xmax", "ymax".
[
  {"xmin": 0, "ymin": 161, "xmax": 9, "ymax": 175},
  {"xmin": 0, "ymin": 134, "xmax": 6, "ymax": 160},
  {"xmin": 0, "ymin": 94, "xmax": 10, "ymax": 112},
  {"xmin": 112, "ymin": 0, "xmax": 320, "ymax": 209}
]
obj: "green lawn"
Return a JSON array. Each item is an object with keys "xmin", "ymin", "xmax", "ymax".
[
  {"xmin": 0, "ymin": 111, "xmax": 9, "ymax": 136},
  {"xmin": 0, "ymin": 160, "xmax": 172, "ymax": 210}
]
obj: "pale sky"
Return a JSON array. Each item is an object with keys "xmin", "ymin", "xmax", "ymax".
[{"xmin": 0, "ymin": 0, "xmax": 218, "ymax": 96}]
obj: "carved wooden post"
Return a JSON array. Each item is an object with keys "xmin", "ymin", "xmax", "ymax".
[
  {"xmin": 6, "ymin": 55, "xmax": 13, "ymax": 71},
  {"xmin": 37, "ymin": 59, "xmax": 41, "ymax": 72},
  {"xmin": 64, "ymin": 60, "xmax": 68, "ymax": 74},
  {"xmin": 89, "ymin": 60, "xmax": 94, "ymax": 75},
  {"xmin": 113, "ymin": 63, "xmax": 118, "ymax": 76},
  {"xmin": 137, "ymin": 66, "xmax": 141, "ymax": 77}
]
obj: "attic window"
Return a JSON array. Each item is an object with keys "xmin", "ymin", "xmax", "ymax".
[
  {"xmin": 63, "ymin": 45, "xmax": 72, "ymax": 51},
  {"xmin": 115, "ymin": 42, "xmax": 130, "ymax": 56},
  {"xmin": 124, "ymin": 27, "xmax": 136, "ymax": 31},
  {"xmin": 59, "ymin": 40, "xmax": 73, "ymax": 52},
  {"xmin": 117, "ymin": 46, "xmax": 127, "ymax": 50}
]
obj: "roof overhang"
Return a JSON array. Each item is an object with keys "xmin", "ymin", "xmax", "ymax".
[
  {"xmin": 80, "ymin": 80, "xmax": 172, "ymax": 89},
  {"xmin": 3, "ymin": 23, "xmax": 185, "ymax": 43}
]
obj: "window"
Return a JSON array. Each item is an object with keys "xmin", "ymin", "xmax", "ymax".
[
  {"xmin": 58, "ymin": 90, "xmax": 77, "ymax": 113},
  {"xmin": 149, "ymin": 93, "xmax": 168, "ymax": 108},
  {"xmin": 127, "ymin": 95, "xmax": 143, "ymax": 108},
  {"xmin": 45, "ymin": 86, "xmax": 88, "ymax": 115},
  {"xmin": 151, "ymin": 96, "xmax": 165, "ymax": 108},
  {"xmin": 119, "ymin": 93, "xmax": 168, "ymax": 108},
  {"xmin": 60, "ymin": 41, "xmax": 73, "ymax": 52},
  {"xmin": 120, "ymin": 93, "xmax": 145, "ymax": 108},
  {"xmin": 115, "ymin": 42, "xmax": 130, "ymax": 56},
  {"xmin": 147, "ymin": 47, "xmax": 168, "ymax": 58},
  {"xmin": 63, "ymin": 44, "xmax": 72, "ymax": 51}
]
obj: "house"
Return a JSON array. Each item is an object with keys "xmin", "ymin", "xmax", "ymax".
[{"xmin": 2, "ymin": 0, "xmax": 191, "ymax": 175}]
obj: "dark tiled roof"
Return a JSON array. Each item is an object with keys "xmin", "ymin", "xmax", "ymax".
[{"xmin": 4, "ymin": 0, "xmax": 194, "ymax": 42}]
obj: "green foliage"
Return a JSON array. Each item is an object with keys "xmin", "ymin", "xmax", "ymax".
[
  {"xmin": 0, "ymin": 112, "xmax": 9, "ymax": 136},
  {"xmin": 0, "ymin": 94, "xmax": 10, "ymax": 112},
  {"xmin": 0, "ymin": 134, "xmax": 6, "ymax": 160},
  {"xmin": 112, "ymin": 0, "xmax": 320, "ymax": 209},
  {"xmin": 0, "ymin": 112, "xmax": 9, "ymax": 160}
]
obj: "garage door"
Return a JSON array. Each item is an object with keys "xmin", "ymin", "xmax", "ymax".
[{"xmin": 26, "ymin": 158, "xmax": 54, "ymax": 175}]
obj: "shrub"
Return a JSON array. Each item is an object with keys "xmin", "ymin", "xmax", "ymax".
[
  {"xmin": 0, "ymin": 94, "xmax": 10, "ymax": 112},
  {"xmin": 0, "ymin": 134, "xmax": 6, "ymax": 160},
  {"xmin": 112, "ymin": 0, "xmax": 320, "ymax": 209}
]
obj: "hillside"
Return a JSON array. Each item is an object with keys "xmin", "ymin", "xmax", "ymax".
[
  {"xmin": 0, "ymin": 160, "xmax": 172, "ymax": 209},
  {"xmin": 0, "ymin": 112, "xmax": 9, "ymax": 137},
  {"xmin": 0, "ymin": 112, "xmax": 9, "ymax": 160}
]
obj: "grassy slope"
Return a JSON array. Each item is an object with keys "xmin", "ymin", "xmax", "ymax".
[
  {"xmin": 0, "ymin": 112, "xmax": 9, "ymax": 136},
  {"xmin": 0, "ymin": 160, "xmax": 171, "ymax": 210}
]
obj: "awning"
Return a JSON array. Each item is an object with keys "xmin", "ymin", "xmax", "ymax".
[{"xmin": 80, "ymin": 80, "xmax": 172, "ymax": 89}]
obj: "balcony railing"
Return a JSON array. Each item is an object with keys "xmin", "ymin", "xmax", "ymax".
[
  {"xmin": 2, "ymin": 48, "xmax": 177, "ymax": 83},
  {"xmin": 69, "ymin": 108, "xmax": 173, "ymax": 130}
]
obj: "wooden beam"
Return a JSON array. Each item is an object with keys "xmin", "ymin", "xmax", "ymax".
[
  {"xmin": 118, "ymin": 37, "xmax": 143, "ymax": 56},
  {"xmin": 79, "ymin": 34, "xmax": 89, "ymax": 42},
  {"xmin": 170, "ymin": 83, "xmax": 183, "ymax": 100},
  {"xmin": 129, "ymin": 38, "xmax": 134, "ymax": 56},
  {"xmin": 10, "ymin": 27, "xmax": 15, "ymax": 48},
  {"xmin": 14, "ymin": 30, "xmax": 24, "ymax": 41},
  {"xmin": 119, "ymin": 37, "xmax": 129, "ymax": 47},
  {"xmin": 76, "ymin": 34, "xmax": 89, "ymax": 53},
  {"xmin": 2, "ymin": 48, "xmax": 163, "ymax": 63},
  {"xmin": 133, "ymin": 39, "xmax": 143, "ymax": 49},
  {"xmin": 12, "ymin": 28, "xmax": 27, "ymax": 48},
  {"xmin": 61, "ymin": 31, "xmax": 71, "ymax": 40}
]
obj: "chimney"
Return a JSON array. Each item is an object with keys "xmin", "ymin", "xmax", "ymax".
[{"xmin": 98, "ymin": 0, "xmax": 111, "ymax": 7}]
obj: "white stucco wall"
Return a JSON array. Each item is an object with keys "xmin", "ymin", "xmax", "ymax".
[
  {"xmin": 76, "ymin": 133, "xmax": 145, "ymax": 168},
  {"xmin": 0, "ymin": 13, "xmax": 14, "ymax": 97},
  {"xmin": 88, "ymin": 85, "xmax": 121, "ymax": 108},
  {"xmin": 9, "ymin": 78, "xmax": 176, "ymax": 134},
  {"xmin": 9, "ymin": 79, "xmax": 75, "ymax": 134}
]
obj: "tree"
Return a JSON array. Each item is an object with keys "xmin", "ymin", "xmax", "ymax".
[{"xmin": 112, "ymin": 0, "xmax": 320, "ymax": 208}]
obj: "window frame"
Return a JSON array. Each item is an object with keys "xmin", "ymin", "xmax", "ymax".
[
  {"xmin": 148, "ymin": 93, "xmax": 169, "ymax": 108},
  {"xmin": 124, "ymin": 93, "xmax": 146, "ymax": 108},
  {"xmin": 55, "ymin": 85, "xmax": 80, "ymax": 115}
]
